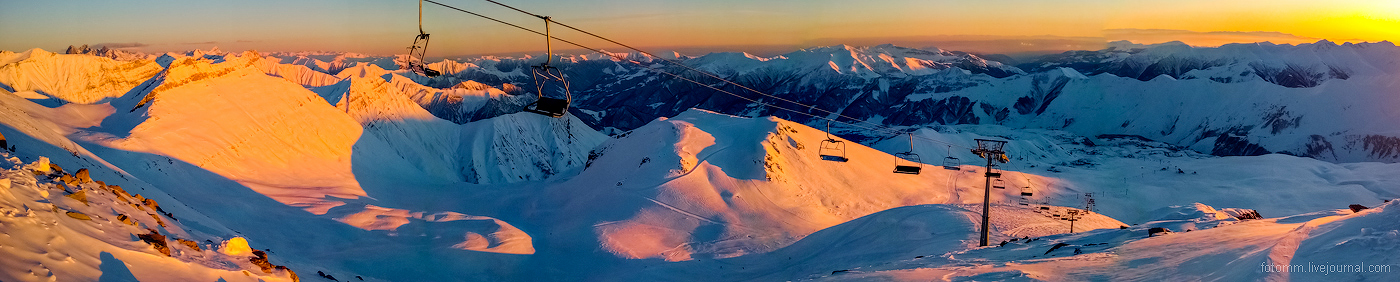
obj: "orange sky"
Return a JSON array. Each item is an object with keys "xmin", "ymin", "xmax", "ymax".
[
  {"xmin": 1102, "ymin": 0, "xmax": 1400, "ymax": 46},
  {"xmin": 1, "ymin": 0, "xmax": 1396, "ymax": 56}
]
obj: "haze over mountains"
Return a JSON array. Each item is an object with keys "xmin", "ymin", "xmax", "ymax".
[{"xmin": 1, "ymin": 40, "xmax": 1398, "ymax": 281}]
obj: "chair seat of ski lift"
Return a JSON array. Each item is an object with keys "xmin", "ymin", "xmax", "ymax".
[
  {"xmin": 942, "ymin": 156, "xmax": 961, "ymax": 170},
  {"xmin": 893, "ymin": 165, "xmax": 922, "ymax": 174},
  {"xmin": 893, "ymin": 150, "xmax": 923, "ymax": 175},
  {"xmin": 418, "ymin": 66, "xmax": 440, "ymax": 77},
  {"xmin": 409, "ymin": 64, "xmax": 440, "ymax": 77},
  {"xmin": 525, "ymin": 97, "xmax": 570, "ymax": 118},
  {"xmin": 818, "ymin": 137, "xmax": 849, "ymax": 162}
]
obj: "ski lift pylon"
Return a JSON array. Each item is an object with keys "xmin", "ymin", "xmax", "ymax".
[
  {"xmin": 404, "ymin": 0, "xmax": 441, "ymax": 77},
  {"xmin": 818, "ymin": 120, "xmax": 848, "ymax": 162},
  {"xmin": 523, "ymin": 15, "xmax": 572, "ymax": 118},
  {"xmin": 893, "ymin": 133, "xmax": 922, "ymax": 174}
]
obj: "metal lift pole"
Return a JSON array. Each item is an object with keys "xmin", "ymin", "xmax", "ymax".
[
  {"xmin": 541, "ymin": 16, "xmax": 552, "ymax": 66},
  {"xmin": 981, "ymin": 154, "xmax": 993, "ymax": 246},
  {"xmin": 972, "ymin": 139, "xmax": 1007, "ymax": 247}
]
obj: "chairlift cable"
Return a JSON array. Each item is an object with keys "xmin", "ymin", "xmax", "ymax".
[
  {"xmin": 422, "ymin": 0, "xmax": 974, "ymax": 150},
  {"xmin": 475, "ymin": 0, "xmax": 968, "ymax": 149}
]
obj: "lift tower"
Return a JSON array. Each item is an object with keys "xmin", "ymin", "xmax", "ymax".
[{"xmin": 972, "ymin": 139, "xmax": 1008, "ymax": 246}]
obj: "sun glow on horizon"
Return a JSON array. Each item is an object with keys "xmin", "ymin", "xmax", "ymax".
[{"xmin": 2, "ymin": 0, "xmax": 1397, "ymax": 56}]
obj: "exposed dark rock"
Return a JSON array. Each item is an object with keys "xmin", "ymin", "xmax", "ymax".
[
  {"xmin": 277, "ymin": 266, "xmax": 299, "ymax": 282},
  {"xmin": 64, "ymin": 189, "xmax": 88, "ymax": 205},
  {"xmin": 251, "ymin": 250, "xmax": 274, "ymax": 273},
  {"xmin": 317, "ymin": 271, "xmax": 340, "ymax": 281},
  {"xmin": 1262, "ymin": 106, "xmax": 1302, "ymax": 134},
  {"xmin": 1045, "ymin": 243, "xmax": 1071, "ymax": 254},
  {"xmin": 1360, "ymin": 135, "xmax": 1400, "ymax": 159},
  {"xmin": 137, "ymin": 229, "xmax": 170, "ymax": 256},
  {"xmin": 74, "ymin": 168, "xmax": 92, "ymax": 184},
  {"xmin": 1328, "ymin": 65, "xmax": 1351, "ymax": 80},
  {"xmin": 1305, "ymin": 135, "xmax": 1338, "ymax": 160},
  {"xmin": 1232, "ymin": 209, "xmax": 1263, "ymax": 220},
  {"xmin": 1135, "ymin": 56, "xmax": 1225, "ymax": 81},
  {"xmin": 65, "ymin": 211, "xmax": 91, "ymax": 220},
  {"xmin": 1349, "ymin": 204, "xmax": 1369, "ymax": 213},
  {"xmin": 1250, "ymin": 62, "xmax": 1325, "ymax": 88},
  {"xmin": 142, "ymin": 198, "xmax": 164, "ymax": 213},
  {"xmin": 1211, "ymin": 135, "xmax": 1270, "ymax": 156},
  {"xmin": 176, "ymin": 238, "xmax": 202, "ymax": 251},
  {"xmin": 885, "ymin": 96, "xmax": 979, "ymax": 126}
]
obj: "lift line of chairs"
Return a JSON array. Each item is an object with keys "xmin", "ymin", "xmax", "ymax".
[
  {"xmin": 819, "ymin": 130, "xmax": 973, "ymax": 176},
  {"xmin": 404, "ymin": 0, "xmax": 570, "ymax": 118},
  {"xmin": 405, "ymin": 1, "xmax": 1017, "ymax": 177}
]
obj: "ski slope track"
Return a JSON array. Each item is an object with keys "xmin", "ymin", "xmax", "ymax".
[{"xmin": 0, "ymin": 46, "xmax": 1398, "ymax": 281}]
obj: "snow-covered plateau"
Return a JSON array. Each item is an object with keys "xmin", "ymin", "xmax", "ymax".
[{"xmin": 1, "ymin": 41, "xmax": 1398, "ymax": 281}]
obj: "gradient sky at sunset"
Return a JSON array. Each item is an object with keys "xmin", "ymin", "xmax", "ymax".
[{"xmin": 2, "ymin": 0, "xmax": 1397, "ymax": 56}]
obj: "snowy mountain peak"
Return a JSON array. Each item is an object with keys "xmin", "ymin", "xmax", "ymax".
[
  {"xmin": 0, "ymin": 48, "xmax": 163, "ymax": 104},
  {"xmin": 452, "ymin": 80, "xmax": 494, "ymax": 90},
  {"xmin": 337, "ymin": 62, "xmax": 393, "ymax": 79},
  {"xmin": 560, "ymin": 108, "xmax": 1056, "ymax": 260},
  {"xmin": 65, "ymin": 44, "xmax": 152, "ymax": 61}
]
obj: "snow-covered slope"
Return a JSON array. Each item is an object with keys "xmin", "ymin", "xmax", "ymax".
[
  {"xmin": 873, "ymin": 124, "xmax": 1400, "ymax": 223},
  {"xmin": 4, "ymin": 45, "xmax": 1400, "ymax": 281},
  {"xmin": 798, "ymin": 201, "xmax": 1399, "ymax": 282},
  {"xmin": 331, "ymin": 63, "xmax": 533, "ymax": 124},
  {"xmin": 0, "ymin": 153, "xmax": 299, "ymax": 282},
  {"xmin": 103, "ymin": 64, "xmax": 369, "ymax": 212},
  {"xmin": 0, "ymin": 49, "xmax": 163, "ymax": 104},
  {"xmin": 612, "ymin": 203, "xmax": 1125, "ymax": 281},
  {"xmin": 540, "ymin": 109, "xmax": 1079, "ymax": 262}
]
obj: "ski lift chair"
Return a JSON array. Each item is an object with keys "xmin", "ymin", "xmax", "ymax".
[
  {"xmin": 818, "ymin": 121, "xmax": 848, "ymax": 162},
  {"xmin": 893, "ymin": 152, "xmax": 923, "ymax": 174},
  {"xmin": 525, "ymin": 98, "xmax": 569, "ymax": 117},
  {"xmin": 522, "ymin": 16, "xmax": 572, "ymax": 118},
  {"xmin": 1020, "ymin": 186, "xmax": 1034, "ymax": 197},
  {"xmin": 993, "ymin": 179, "xmax": 1006, "ymax": 189},
  {"xmin": 942, "ymin": 157, "xmax": 961, "ymax": 170},
  {"xmin": 942, "ymin": 146, "xmax": 961, "ymax": 170},
  {"xmin": 524, "ymin": 64, "xmax": 571, "ymax": 118},
  {"xmin": 893, "ymin": 134, "xmax": 922, "ymax": 174},
  {"xmin": 404, "ymin": 0, "xmax": 440, "ymax": 77}
]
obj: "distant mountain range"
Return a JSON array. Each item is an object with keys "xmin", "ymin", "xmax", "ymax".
[{"xmin": 30, "ymin": 40, "xmax": 1400, "ymax": 163}]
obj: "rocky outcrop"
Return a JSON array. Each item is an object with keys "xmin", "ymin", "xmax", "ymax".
[
  {"xmin": 64, "ymin": 44, "xmax": 150, "ymax": 61},
  {"xmin": 137, "ymin": 229, "xmax": 171, "ymax": 256},
  {"xmin": 1211, "ymin": 135, "xmax": 1271, "ymax": 157}
]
